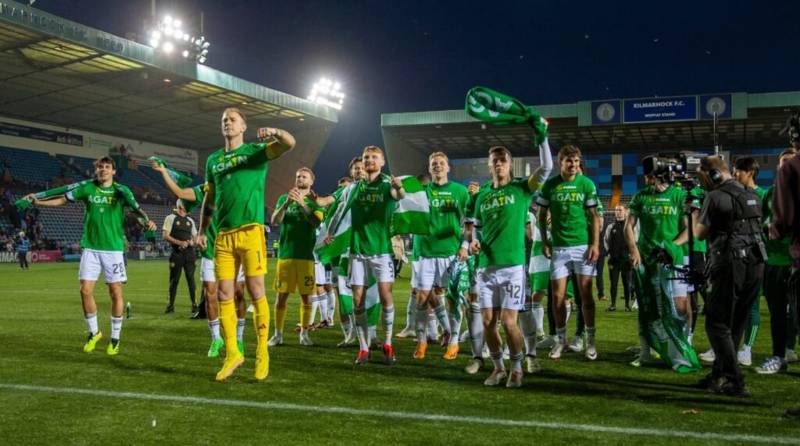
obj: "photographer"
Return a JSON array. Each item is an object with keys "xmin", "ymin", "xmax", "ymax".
[
  {"xmin": 625, "ymin": 165, "xmax": 697, "ymax": 371},
  {"xmin": 683, "ymin": 155, "xmax": 764, "ymax": 397}
]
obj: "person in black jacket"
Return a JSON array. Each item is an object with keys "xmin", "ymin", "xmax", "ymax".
[{"xmin": 604, "ymin": 204, "xmax": 632, "ymax": 311}]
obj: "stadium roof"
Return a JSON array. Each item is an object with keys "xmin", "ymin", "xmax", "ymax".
[
  {"xmin": 0, "ymin": 1, "xmax": 338, "ymax": 152},
  {"xmin": 381, "ymin": 90, "xmax": 800, "ymax": 174}
]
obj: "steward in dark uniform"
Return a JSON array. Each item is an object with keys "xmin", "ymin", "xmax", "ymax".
[{"xmin": 163, "ymin": 201, "xmax": 198, "ymax": 315}]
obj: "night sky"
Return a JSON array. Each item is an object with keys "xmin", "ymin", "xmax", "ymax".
[{"xmin": 33, "ymin": 0, "xmax": 799, "ymax": 191}]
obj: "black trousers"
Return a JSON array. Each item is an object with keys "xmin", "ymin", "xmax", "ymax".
[
  {"xmin": 705, "ymin": 254, "xmax": 763, "ymax": 387},
  {"xmin": 18, "ymin": 252, "xmax": 28, "ymax": 269},
  {"xmin": 168, "ymin": 248, "xmax": 197, "ymax": 308},
  {"xmin": 608, "ymin": 258, "xmax": 632, "ymax": 308},
  {"xmin": 763, "ymin": 264, "xmax": 793, "ymax": 358},
  {"xmin": 689, "ymin": 251, "xmax": 707, "ymax": 333},
  {"xmin": 595, "ymin": 256, "xmax": 606, "ymax": 297}
]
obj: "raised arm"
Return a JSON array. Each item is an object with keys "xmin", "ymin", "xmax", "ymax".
[
  {"xmin": 258, "ymin": 128, "xmax": 297, "ymax": 161},
  {"xmin": 151, "ymin": 160, "xmax": 196, "ymax": 201},
  {"xmin": 530, "ymin": 138, "xmax": 553, "ymax": 187},
  {"xmin": 390, "ymin": 176, "xmax": 406, "ymax": 200},
  {"xmin": 23, "ymin": 194, "xmax": 67, "ymax": 207}
]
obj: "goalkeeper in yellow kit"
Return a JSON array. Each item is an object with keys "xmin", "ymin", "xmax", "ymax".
[{"xmin": 198, "ymin": 107, "xmax": 296, "ymax": 381}]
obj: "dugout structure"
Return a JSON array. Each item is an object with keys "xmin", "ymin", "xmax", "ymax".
[
  {"xmin": 0, "ymin": 1, "xmax": 338, "ymax": 207},
  {"xmin": 381, "ymin": 91, "xmax": 800, "ymax": 204}
]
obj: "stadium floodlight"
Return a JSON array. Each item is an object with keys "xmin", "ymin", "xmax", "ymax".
[
  {"xmin": 147, "ymin": 14, "xmax": 210, "ymax": 64},
  {"xmin": 308, "ymin": 77, "xmax": 345, "ymax": 110}
]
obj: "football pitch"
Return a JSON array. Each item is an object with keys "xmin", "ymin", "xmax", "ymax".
[{"xmin": 0, "ymin": 260, "xmax": 798, "ymax": 445}]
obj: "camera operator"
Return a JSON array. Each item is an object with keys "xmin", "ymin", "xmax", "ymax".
[{"xmin": 681, "ymin": 155, "xmax": 765, "ymax": 397}]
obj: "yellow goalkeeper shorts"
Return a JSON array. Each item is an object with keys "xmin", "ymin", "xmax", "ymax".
[
  {"xmin": 274, "ymin": 259, "xmax": 315, "ymax": 295},
  {"xmin": 214, "ymin": 224, "xmax": 267, "ymax": 281}
]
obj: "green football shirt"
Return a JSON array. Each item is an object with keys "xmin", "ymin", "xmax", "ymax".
[
  {"xmin": 472, "ymin": 178, "xmax": 538, "ymax": 268},
  {"xmin": 763, "ymin": 186, "xmax": 791, "ymax": 266},
  {"xmin": 275, "ymin": 193, "xmax": 323, "ymax": 260},
  {"xmin": 628, "ymin": 184, "xmax": 686, "ymax": 263},
  {"xmin": 205, "ymin": 142, "xmax": 274, "ymax": 233},
  {"xmin": 689, "ymin": 186, "xmax": 707, "ymax": 253},
  {"xmin": 350, "ymin": 175, "xmax": 398, "ymax": 256},
  {"xmin": 67, "ymin": 181, "xmax": 138, "ymax": 252},
  {"xmin": 536, "ymin": 174, "xmax": 599, "ymax": 248},
  {"xmin": 418, "ymin": 181, "xmax": 469, "ymax": 258}
]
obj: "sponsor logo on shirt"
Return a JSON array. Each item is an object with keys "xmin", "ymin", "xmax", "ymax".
[
  {"xmin": 211, "ymin": 154, "xmax": 250, "ymax": 175},
  {"xmin": 479, "ymin": 192, "xmax": 516, "ymax": 212},
  {"xmin": 89, "ymin": 195, "xmax": 116, "ymax": 204}
]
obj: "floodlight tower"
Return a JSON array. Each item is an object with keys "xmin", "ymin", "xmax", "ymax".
[{"xmin": 308, "ymin": 78, "xmax": 345, "ymax": 110}]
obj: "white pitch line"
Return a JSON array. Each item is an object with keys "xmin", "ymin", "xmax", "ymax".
[{"xmin": 1, "ymin": 383, "xmax": 797, "ymax": 445}]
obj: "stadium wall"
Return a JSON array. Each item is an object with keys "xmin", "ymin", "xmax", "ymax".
[{"xmin": 0, "ymin": 116, "xmax": 198, "ymax": 173}]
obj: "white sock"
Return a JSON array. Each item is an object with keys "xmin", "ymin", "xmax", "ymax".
[
  {"xmin": 327, "ymin": 292, "xmax": 336, "ymax": 322},
  {"xmin": 110, "ymin": 316, "xmax": 123, "ymax": 341},
  {"xmin": 209, "ymin": 318, "xmax": 221, "ymax": 340},
  {"xmin": 85, "ymin": 312, "xmax": 99, "ymax": 335},
  {"xmin": 532, "ymin": 301, "xmax": 545, "ymax": 335},
  {"xmin": 427, "ymin": 313, "xmax": 438, "ymax": 339},
  {"xmin": 382, "ymin": 305, "xmax": 394, "ymax": 345},
  {"xmin": 310, "ymin": 296, "xmax": 319, "ymax": 325},
  {"xmin": 236, "ymin": 318, "xmax": 246, "ymax": 342},
  {"xmin": 416, "ymin": 304, "xmax": 428, "ymax": 341},
  {"xmin": 405, "ymin": 293, "xmax": 416, "ymax": 330},
  {"xmin": 565, "ymin": 301, "xmax": 572, "ymax": 325},
  {"xmin": 355, "ymin": 308, "xmax": 368, "ymax": 350},
  {"xmin": 490, "ymin": 350, "xmax": 505, "ymax": 370},
  {"xmin": 318, "ymin": 295, "xmax": 330, "ymax": 324},
  {"xmin": 433, "ymin": 300, "xmax": 451, "ymax": 335},
  {"xmin": 586, "ymin": 325, "xmax": 596, "ymax": 343},
  {"xmin": 520, "ymin": 303, "xmax": 537, "ymax": 355},
  {"xmin": 511, "ymin": 352, "xmax": 523, "ymax": 372},
  {"xmin": 468, "ymin": 303, "xmax": 483, "ymax": 357},
  {"xmin": 448, "ymin": 305, "xmax": 462, "ymax": 346},
  {"xmin": 556, "ymin": 327, "xmax": 567, "ymax": 344},
  {"xmin": 341, "ymin": 315, "xmax": 352, "ymax": 337}
]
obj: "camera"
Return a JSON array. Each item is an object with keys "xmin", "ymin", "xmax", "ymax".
[{"xmin": 642, "ymin": 152, "xmax": 702, "ymax": 184}]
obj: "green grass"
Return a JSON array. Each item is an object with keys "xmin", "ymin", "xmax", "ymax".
[{"xmin": 0, "ymin": 260, "xmax": 798, "ymax": 445}]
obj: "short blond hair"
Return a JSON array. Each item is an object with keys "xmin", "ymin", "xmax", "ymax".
[
  {"xmin": 429, "ymin": 151, "xmax": 449, "ymax": 162},
  {"xmin": 363, "ymin": 145, "xmax": 384, "ymax": 157},
  {"xmin": 223, "ymin": 107, "xmax": 247, "ymax": 124}
]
